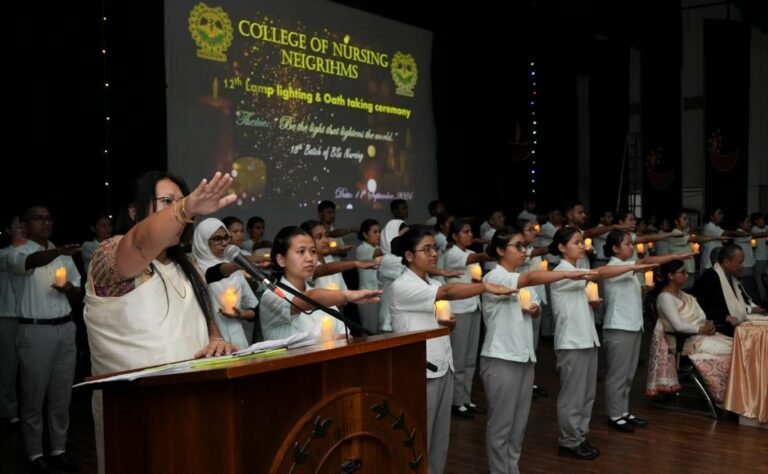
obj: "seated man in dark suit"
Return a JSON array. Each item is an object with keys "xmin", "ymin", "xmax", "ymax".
[{"xmin": 691, "ymin": 244, "xmax": 766, "ymax": 336}]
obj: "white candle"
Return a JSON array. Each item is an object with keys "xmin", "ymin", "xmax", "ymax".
[
  {"xmin": 220, "ymin": 287, "xmax": 238, "ymax": 314},
  {"xmin": 636, "ymin": 243, "xmax": 645, "ymax": 254},
  {"xmin": 584, "ymin": 238, "xmax": 592, "ymax": 251},
  {"xmin": 751, "ymin": 239, "xmax": 757, "ymax": 249},
  {"xmin": 434, "ymin": 300, "xmax": 451, "ymax": 321},
  {"xmin": 647, "ymin": 241, "xmax": 654, "ymax": 250},
  {"xmin": 586, "ymin": 282, "xmax": 599, "ymax": 302},
  {"xmin": 320, "ymin": 315, "xmax": 334, "ymax": 342},
  {"xmin": 470, "ymin": 264, "xmax": 482, "ymax": 281},
  {"xmin": 329, "ymin": 240, "xmax": 338, "ymax": 248},
  {"xmin": 691, "ymin": 242, "xmax": 700, "ymax": 253},
  {"xmin": 644, "ymin": 270, "xmax": 654, "ymax": 288},
  {"xmin": 518, "ymin": 288, "xmax": 532, "ymax": 310},
  {"xmin": 539, "ymin": 260, "xmax": 548, "ymax": 271},
  {"xmin": 55, "ymin": 267, "xmax": 67, "ymax": 287},
  {"xmin": 326, "ymin": 282, "xmax": 339, "ymax": 291},
  {"xmin": 533, "ymin": 224, "xmax": 541, "ymax": 233}
]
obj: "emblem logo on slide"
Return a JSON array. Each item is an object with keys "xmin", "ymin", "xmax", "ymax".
[
  {"xmin": 188, "ymin": 3, "xmax": 233, "ymax": 62},
  {"xmin": 391, "ymin": 52, "xmax": 418, "ymax": 97}
]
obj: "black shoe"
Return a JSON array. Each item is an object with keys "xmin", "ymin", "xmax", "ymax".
[
  {"xmin": 47, "ymin": 453, "xmax": 80, "ymax": 472},
  {"xmin": 607, "ymin": 417, "xmax": 634, "ymax": 432},
  {"xmin": 583, "ymin": 438, "xmax": 600, "ymax": 456},
  {"xmin": 558, "ymin": 442, "xmax": 598, "ymax": 460},
  {"xmin": 532, "ymin": 385, "xmax": 548, "ymax": 398},
  {"xmin": 451, "ymin": 405, "xmax": 474, "ymax": 419},
  {"xmin": 28, "ymin": 457, "xmax": 52, "ymax": 474},
  {"xmin": 465, "ymin": 402, "xmax": 486, "ymax": 414},
  {"xmin": 623, "ymin": 414, "xmax": 648, "ymax": 427}
]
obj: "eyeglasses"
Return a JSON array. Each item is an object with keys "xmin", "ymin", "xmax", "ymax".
[
  {"xmin": 209, "ymin": 235, "xmax": 231, "ymax": 245},
  {"xmin": 28, "ymin": 215, "xmax": 53, "ymax": 223},
  {"xmin": 155, "ymin": 196, "xmax": 183, "ymax": 207},
  {"xmin": 507, "ymin": 242, "xmax": 527, "ymax": 252},
  {"xmin": 414, "ymin": 245, "xmax": 438, "ymax": 255}
]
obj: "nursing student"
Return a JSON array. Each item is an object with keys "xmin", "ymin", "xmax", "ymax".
[
  {"xmin": 355, "ymin": 219, "xmax": 383, "ymax": 334},
  {"xmin": 600, "ymin": 230, "xmax": 692, "ymax": 433},
  {"xmin": 667, "ymin": 211, "xmax": 728, "ymax": 287},
  {"xmin": 300, "ymin": 220, "xmax": 376, "ymax": 292},
  {"xmin": 548, "ymin": 227, "xmax": 654, "ymax": 460},
  {"xmin": 443, "ymin": 219, "xmax": 492, "ymax": 418},
  {"xmin": 192, "ymin": 218, "xmax": 259, "ymax": 350},
  {"xmin": 388, "ymin": 228, "xmax": 515, "ymax": 474},
  {"xmin": 482, "ymin": 226, "xmax": 591, "ymax": 474},
  {"xmin": 258, "ymin": 226, "xmax": 381, "ymax": 341}
]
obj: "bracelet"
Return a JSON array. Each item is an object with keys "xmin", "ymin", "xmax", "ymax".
[
  {"xmin": 213, "ymin": 337, "xmax": 225, "ymax": 342},
  {"xmin": 173, "ymin": 198, "xmax": 196, "ymax": 225}
]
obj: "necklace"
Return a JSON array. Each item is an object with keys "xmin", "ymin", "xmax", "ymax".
[{"xmin": 154, "ymin": 263, "xmax": 187, "ymax": 299}]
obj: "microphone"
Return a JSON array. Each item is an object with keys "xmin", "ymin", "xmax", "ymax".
[
  {"xmin": 225, "ymin": 245, "xmax": 373, "ymax": 336},
  {"xmin": 224, "ymin": 245, "xmax": 285, "ymax": 298}
]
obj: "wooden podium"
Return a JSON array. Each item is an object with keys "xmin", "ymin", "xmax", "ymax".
[{"xmin": 90, "ymin": 329, "xmax": 446, "ymax": 473}]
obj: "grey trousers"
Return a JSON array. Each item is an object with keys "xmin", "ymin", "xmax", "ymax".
[
  {"xmin": 480, "ymin": 357, "xmax": 534, "ymax": 474},
  {"xmin": 357, "ymin": 301, "xmax": 381, "ymax": 335},
  {"xmin": 426, "ymin": 371, "xmax": 453, "ymax": 474},
  {"xmin": 0, "ymin": 318, "xmax": 19, "ymax": 418},
  {"xmin": 540, "ymin": 287, "xmax": 555, "ymax": 337},
  {"xmin": 16, "ymin": 321, "xmax": 76, "ymax": 457},
  {"xmin": 555, "ymin": 347, "xmax": 598, "ymax": 448},
  {"xmin": 602, "ymin": 329, "xmax": 641, "ymax": 418},
  {"xmin": 449, "ymin": 309, "xmax": 481, "ymax": 406},
  {"xmin": 531, "ymin": 312, "xmax": 542, "ymax": 351}
]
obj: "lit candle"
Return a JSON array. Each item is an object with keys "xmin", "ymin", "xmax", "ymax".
[
  {"xmin": 539, "ymin": 260, "xmax": 548, "ymax": 271},
  {"xmin": 263, "ymin": 252, "xmax": 271, "ymax": 260},
  {"xmin": 329, "ymin": 240, "xmax": 338, "ymax": 249},
  {"xmin": 518, "ymin": 288, "xmax": 532, "ymax": 310},
  {"xmin": 691, "ymin": 242, "xmax": 700, "ymax": 253},
  {"xmin": 636, "ymin": 243, "xmax": 645, "ymax": 254},
  {"xmin": 644, "ymin": 270, "xmax": 655, "ymax": 288},
  {"xmin": 584, "ymin": 238, "xmax": 592, "ymax": 251},
  {"xmin": 220, "ymin": 287, "xmax": 238, "ymax": 314},
  {"xmin": 434, "ymin": 300, "xmax": 451, "ymax": 321},
  {"xmin": 54, "ymin": 267, "xmax": 67, "ymax": 287},
  {"xmin": 470, "ymin": 264, "xmax": 482, "ymax": 281},
  {"xmin": 533, "ymin": 224, "xmax": 541, "ymax": 233},
  {"xmin": 586, "ymin": 282, "xmax": 599, "ymax": 302},
  {"xmin": 320, "ymin": 315, "xmax": 334, "ymax": 342},
  {"xmin": 647, "ymin": 241, "xmax": 654, "ymax": 250},
  {"xmin": 751, "ymin": 239, "xmax": 757, "ymax": 249},
  {"xmin": 326, "ymin": 282, "xmax": 339, "ymax": 291}
]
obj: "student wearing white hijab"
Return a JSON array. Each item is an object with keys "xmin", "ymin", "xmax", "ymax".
[{"xmin": 192, "ymin": 218, "xmax": 259, "ymax": 349}]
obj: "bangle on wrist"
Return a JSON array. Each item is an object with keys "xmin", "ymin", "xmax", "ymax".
[
  {"xmin": 213, "ymin": 337, "xmax": 225, "ymax": 342},
  {"xmin": 174, "ymin": 198, "xmax": 196, "ymax": 225}
]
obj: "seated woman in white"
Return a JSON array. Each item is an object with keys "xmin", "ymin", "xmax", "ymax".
[
  {"xmin": 259, "ymin": 226, "xmax": 380, "ymax": 341},
  {"xmin": 192, "ymin": 218, "xmax": 259, "ymax": 350},
  {"xmin": 647, "ymin": 259, "xmax": 732, "ymax": 404}
]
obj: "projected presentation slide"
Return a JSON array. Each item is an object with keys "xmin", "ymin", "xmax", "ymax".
[{"xmin": 165, "ymin": 0, "xmax": 436, "ymax": 227}]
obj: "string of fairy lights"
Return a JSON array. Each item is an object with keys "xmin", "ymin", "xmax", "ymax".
[
  {"xmin": 100, "ymin": 5, "xmax": 112, "ymax": 219},
  {"xmin": 529, "ymin": 61, "xmax": 538, "ymax": 195}
]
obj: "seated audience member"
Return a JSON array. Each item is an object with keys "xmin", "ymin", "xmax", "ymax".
[
  {"xmin": 691, "ymin": 244, "xmax": 766, "ymax": 337},
  {"xmin": 647, "ymin": 260, "xmax": 733, "ymax": 403}
]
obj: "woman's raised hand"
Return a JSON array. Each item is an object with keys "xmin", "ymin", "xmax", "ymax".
[{"xmin": 184, "ymin": 172, "xmax": 238, "ymax": 216}]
